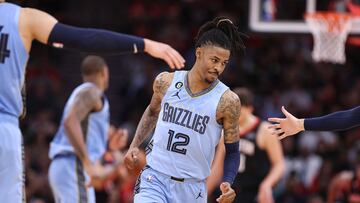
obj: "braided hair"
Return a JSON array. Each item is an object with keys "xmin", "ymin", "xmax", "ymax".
[{"xmin": 195, "ymin": 17, "xmax": 246, "ymax": 54}]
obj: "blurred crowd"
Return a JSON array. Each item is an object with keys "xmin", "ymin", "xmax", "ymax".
[{"xmin": 9, "ymin": 0, "xmax": 360, "ymax": 202}]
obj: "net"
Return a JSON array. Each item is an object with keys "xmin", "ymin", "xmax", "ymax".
[{"xmin": 305, "ymin": 12, "xmax": 352, "ymax": 64}]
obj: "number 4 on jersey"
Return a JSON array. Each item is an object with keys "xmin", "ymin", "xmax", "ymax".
[{"xmin": 0, "ymin": 26, "xmax": 11, "ymax": 64}]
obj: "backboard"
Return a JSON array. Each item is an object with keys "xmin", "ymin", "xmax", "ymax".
[{"xmin": 249, "ymin": 0, "xmax": 360, "ymax": 34}]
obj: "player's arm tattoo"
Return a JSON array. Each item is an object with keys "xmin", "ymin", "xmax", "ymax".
[
  {"xmin": 130, "ymin": 72, "xmax": 173, "ymax": 148},
  {"xmin": 64, "ymin": 87, "xmax": 102, "ymax": 163},
  {"xmin": 216, "ymin": 90, "xmax": 241, "ymax": 143},
  {"xmin": 73, "ymin": 87, "xmax": 102, "ymax": 120}
]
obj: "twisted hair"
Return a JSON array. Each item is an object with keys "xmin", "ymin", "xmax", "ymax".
[{"xmin": 195, "ymin": 17, "xmax": 246, "ymax": 54}]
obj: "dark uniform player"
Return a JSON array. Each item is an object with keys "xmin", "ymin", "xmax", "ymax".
[
  {"xmin": 234, "ymin": 121, "xmax": 271, "ymax": 202},
  {"xmin": 208, "ymin": 88, "xmax": 285, "ymax": 203}
]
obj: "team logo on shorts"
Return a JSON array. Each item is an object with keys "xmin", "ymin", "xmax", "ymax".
[
  {"xmin": 196, "ymin": 190, "xmax": 203, "ymax": 199},
  {"xmin": 146, "ymin": 175, "xmax": 154, "ymax": 182},
  {"xmin": 175, "ymin": 82, "xmax": 183, "ymax": 89}
]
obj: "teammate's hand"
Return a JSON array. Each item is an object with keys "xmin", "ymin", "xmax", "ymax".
[
  {"xmin": 216, "ymin": 182, "xmax": 236, "ymax": 203},
  {"xmin": 267, "ymin": 106, "xmax": 305, "ymax": 140},
  {"xmin": 144, "ymin": 38, "xmax": 185, "ymax": 70},
  {"xmin": 257, "ymin": 182, "xmax": 274, "ymax": 203},
  {"xmin": 124, "ymin": 147, "xmax": 140, "ymax": 170}
]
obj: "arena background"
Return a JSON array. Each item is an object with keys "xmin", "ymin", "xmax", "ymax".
[{"xmin": 7, "ymin": 0, "xmax": 360, "ymax": 202}]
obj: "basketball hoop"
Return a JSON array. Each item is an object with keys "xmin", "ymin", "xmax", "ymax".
[{"xmin": 305, "ymin": 12, "xmax": 352, "ymax": 64}]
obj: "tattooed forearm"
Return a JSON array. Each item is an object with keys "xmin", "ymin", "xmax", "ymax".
[
  {"xmin": 130, "ymin": 106, "xmax": 159, "ymax": 148},
  {"xmin": 217, "ymin": 90, "xmax": 241, "ymax": 143},
  {"xmin": 129, "ymin": 72, "xmax": 173, "ymax": 148}
]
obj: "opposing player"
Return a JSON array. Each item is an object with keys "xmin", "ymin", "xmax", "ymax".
[
  {"xmin": 49, "ymin": 56, "xmax": 119, "ymax": 203},
  {"xmin": 268, "ymin": 106, "xmax": 360, "ymax": 139},
  {"xmin": 0, "ymin": 1, "xmax": 184, "ymax": 202},
  {"xmin": 124, "ymin": 17, "xmax": 246, "ymax": 203},
  {"xmin": 208, "ymin": 88, "xmax": 285, "ymax": 203}
]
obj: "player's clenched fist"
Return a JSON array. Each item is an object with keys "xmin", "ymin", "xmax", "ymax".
[
  {"xmin": 217, "ymin": 182, "xmax": 236, "ymax": 203},
  {"xmin": 124, "ymin": 147, "xmax": 140, "ymax": 169}
]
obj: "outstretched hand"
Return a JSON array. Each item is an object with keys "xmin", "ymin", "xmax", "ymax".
[
  {"xmin": 267, "ymin": 106, "xmax": 305, "ymax": 140},
  {"xmin": 144, "ymin": 39, "xmax": 185, "ymax": 70}
]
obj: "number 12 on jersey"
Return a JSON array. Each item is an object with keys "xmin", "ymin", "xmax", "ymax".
[{"xmin": 166, "ymin": 130, "xmax": 190, "ymax": 155}]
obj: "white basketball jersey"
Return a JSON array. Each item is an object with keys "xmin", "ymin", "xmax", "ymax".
[
  {"xmin": 147, "ymin": 71, "xmax": 229, "ymax": 180},
  {"xmin": 0, "ymin": 3, "xmax": 29, "ymax": 117}
]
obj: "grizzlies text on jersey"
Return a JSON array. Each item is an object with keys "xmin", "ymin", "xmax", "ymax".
[{"xmin": 147, "ymin": 71, "xmax": 229, "ymax": 180}]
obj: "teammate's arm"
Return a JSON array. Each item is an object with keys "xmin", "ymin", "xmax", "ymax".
[
  {"xmin": 63, "ymin": 87, "xmax": 102, "ymax": 167},
  {"xmin": 257, "ymin": 123, "xmax": 285, "ymax": 203},
  {"xmin": 20, "ymin": 8, "xmax": 184, "ymax": 69},
  {"xmin": 19, "ymin": 8, "xmax": 57, "ymax": 51},
  {"xmin": 215, "ymin": 90, "xmax": 241, "ymax": 203},
  {"xmin": 124, "ymin": 72, "xmax": 173, "ymax": 169},
  {"xmin": 268, "ymin": 106, "xmax": 360, "ymax": 140}
]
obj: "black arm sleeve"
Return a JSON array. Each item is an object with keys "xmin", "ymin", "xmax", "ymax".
[
  {"xmin": 304, "ymin": 106, "xmax": 360, "ymax": 131},
  {"xmin": 48, "ymin": 23, "xmax": 145, "ymax": 54},
  {"xmin": 222, "ymin": 142, "xmax": 240, "ymax": 184}
]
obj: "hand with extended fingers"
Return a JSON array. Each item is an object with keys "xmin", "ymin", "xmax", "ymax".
[
  {"xmin": 144, "ymin": 39, "xmax": 185, "ymax": 70},
  {"xmin": 267, "ymin": 106, "xmax": 305, "ymax": 140}
]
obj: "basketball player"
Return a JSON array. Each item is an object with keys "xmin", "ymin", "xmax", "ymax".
[
  {"xmin": 268, "ymin": 106, "xmax": 360, "ymax": 139},
  {"xmin": 0, "ymin": 1, "xmax": 184, "ymax": 202},
  {"xmin": 124, "ymin": 17, "xmax": 246, "ymax": 203},
  {"xmin": 208, "ymin": 88, "xmax": 285, "ymax": 203},
  {"xmin": 48, "ymin": 56, "xmax": 118, "ymax": 203}
]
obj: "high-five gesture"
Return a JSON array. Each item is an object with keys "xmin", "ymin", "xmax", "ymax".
[
  {"xmin": 144, "ymin": 39, "xmax": 185, "ymax": 69},
  {"xmin": 268, "ymin": 106, "xmax": 305, "ymax": 140}
]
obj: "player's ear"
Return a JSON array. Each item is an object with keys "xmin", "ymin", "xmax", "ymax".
[{"xmin": 195, "ymin": 47, "xmax": 202, "ymax": 60}]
